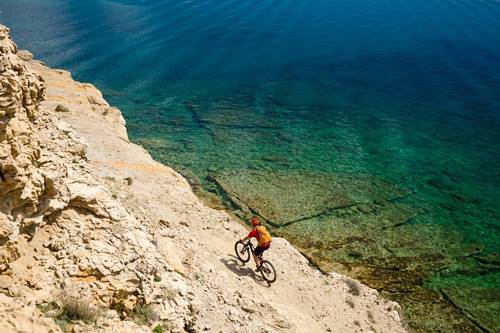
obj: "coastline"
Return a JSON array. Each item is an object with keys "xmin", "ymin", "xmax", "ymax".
[{"xmin": 0, "ymin": 24, "xmax": 408, "ymax": 333}]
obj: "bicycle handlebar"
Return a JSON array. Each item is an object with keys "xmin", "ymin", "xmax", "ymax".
[{"xmin": 240, "ymin": 239, "xmax": 253, "ymax": 248}]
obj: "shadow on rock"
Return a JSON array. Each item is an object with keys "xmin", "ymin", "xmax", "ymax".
[{"xmin": 220, "ymin": 256, "xmax": 269, "ymax": 286}]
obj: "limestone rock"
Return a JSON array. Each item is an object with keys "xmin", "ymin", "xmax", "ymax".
[
  {"xmin": 0, "ymin": 294, "xmax": 62, "ymax": 333},
  {"xmin": 16, "ymin": 50, "xmax": 33, "ymax": 61},
  {"xmin": 0, "ymin": 24, "xmax": 46, "ymax": 269}
]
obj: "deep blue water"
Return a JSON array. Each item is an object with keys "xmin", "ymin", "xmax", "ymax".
[
  {"xmin": 3, "ymin": 0, "xmax": 498, "ymax": 245},
  {"xmin": 1, "ymin": 0, "xmax": 500, "ymax": 330},
  {"xmin": 3, "ymin": 0, "xmax": 500, "ymax": 115}
]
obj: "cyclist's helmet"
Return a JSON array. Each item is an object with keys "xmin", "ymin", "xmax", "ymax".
[{"xmin": 250, "ymin": 216, "xmax": 261, "ymax": 226}]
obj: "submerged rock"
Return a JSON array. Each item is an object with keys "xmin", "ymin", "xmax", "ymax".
[
  {"xmin": 209, "ymin": 168, "xmax": 496, "ymax": 332},
  {"xmin": 441, "ymin": 287, "xmax": 500, "ymax": 333},
  {"xmin": 391, "ymin": 288, "xmax": 484, "ymax": 333},
  {"xmin": 210, "ymin": 169, "xmax": 409, "ymax": 226}
]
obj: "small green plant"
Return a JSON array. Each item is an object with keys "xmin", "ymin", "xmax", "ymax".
[
  {"xmin": 132, "ymin": 303, "xmax": 156, "ymax": 325},
  {"xmin": 152, "ymin": 319, "xmax": 175, "ymax": 333},
  {"xmin": 154, "ymin": 275, "xmax": 162, "ymax": 282},
  {"xmin": 152, "ymin": 324, "xmax": 164, "ymax": 333},
  {"xmin": 37, "ymin": 301, "xmax": 59, "ymax": 316}
]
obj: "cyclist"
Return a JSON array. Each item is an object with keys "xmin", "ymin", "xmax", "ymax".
[{"xmin": 240, "ymin": 216, "xmax": 272, "ymax": 271}]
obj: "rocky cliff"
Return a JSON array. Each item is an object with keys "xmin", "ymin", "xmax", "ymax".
[
  {"xmin": 0, "ymin": 24, "xmax": 408, "ymax": 333},
  {"xmin": 0, "ymin": 24, "xmax": 45, "ymax": 270}
]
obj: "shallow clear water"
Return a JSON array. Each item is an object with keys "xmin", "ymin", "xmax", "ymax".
[{"xmin": 1, "ymin": 0, "xmax": 499, "ymax": 331}]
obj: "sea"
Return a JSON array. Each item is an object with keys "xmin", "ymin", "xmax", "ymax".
[{"xmin": 1, "ymin": 0, "xmax": 498, "ymax": 331}]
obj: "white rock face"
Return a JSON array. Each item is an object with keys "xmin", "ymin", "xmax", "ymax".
[
  {"xmin": 0, "ymin": 24, "xmax": 45, "ymax": 270},
  {"xmin": 0, "ymin": 24, "xmax": 409, "ymax": 333},
  {"xmin": 0, "ymin": 24, "xmax": 194, "ymax": 332}
]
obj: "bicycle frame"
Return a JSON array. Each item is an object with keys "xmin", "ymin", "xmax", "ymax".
[
  {"xmin": 243, "ymin": 241, "xmax": 262, "ymax": 264},
  {"xmin": 236, "ymin": 240, "xmax": 277, "ymax": 283}
]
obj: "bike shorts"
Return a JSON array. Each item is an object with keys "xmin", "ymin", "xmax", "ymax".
[{"xmin": 254, "ymin": 243, "xmax": 271, "ymax": 257}]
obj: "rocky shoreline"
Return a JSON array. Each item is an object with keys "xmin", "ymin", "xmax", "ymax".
[
  {"xmin": 203, "ymin": 169, "xmax": 496, "ymax": 333},
  {"xmin": 0, "ymin": 24, "xmax": 408, "ymax": 332}
]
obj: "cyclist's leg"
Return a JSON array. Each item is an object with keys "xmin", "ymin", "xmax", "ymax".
[
  {"xmin": 251, "ymin": 251, "xmax": 258, "ymax": 266},
  {"xmin": 253, "ymin": 246, "xmax": 264, "ymax": 268},
  {"xmin": 255, "ymin": 243, "xmax": 271, "ymax": 268}
]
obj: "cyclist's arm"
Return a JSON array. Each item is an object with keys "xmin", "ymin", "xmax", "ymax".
[{"xmin": 241, "ymin": 229, "xmax": 257, "ymax": 242}]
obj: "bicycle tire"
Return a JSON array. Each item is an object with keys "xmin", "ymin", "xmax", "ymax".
[
  {"xmin": 235, "ymin": 241, "xmax": 251, "ymax": 263},
  {"xmin": 260, "ymin": 260, "xmax": 277, "ymax": 283}
]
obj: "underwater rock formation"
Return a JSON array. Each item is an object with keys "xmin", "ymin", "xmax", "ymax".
[{"xmin": 208, "ymin": 168, "xmax": 498, "ymax": 333}]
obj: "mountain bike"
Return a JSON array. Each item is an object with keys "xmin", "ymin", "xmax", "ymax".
[{"xmin": 234, "ymin": 240, "xmax": 277, "ymax": 283}]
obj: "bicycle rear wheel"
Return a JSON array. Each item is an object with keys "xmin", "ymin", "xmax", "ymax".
[
  {"xmin": 235, "ymin": 241, "xmax": 251, "ymax": 263},
  {"xmin": 260, "ymin": 260, "xmax": 277, "ymax": 283}
]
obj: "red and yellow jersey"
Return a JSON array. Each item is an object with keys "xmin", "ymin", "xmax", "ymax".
[{"xmin": 247, "ymin": 225, "xmax": 272, "ymax": 246}]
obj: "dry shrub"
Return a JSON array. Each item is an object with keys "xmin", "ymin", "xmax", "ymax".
[
  {"xmin": 125, "ymin": 176, "xmax": 133, "ymax": 185},
  {"xmin": 344, "ymin": 278, "xmax": 361, "ymax": 296},
  {"xmin": 346, "ymin": 297, "xmax": 355, "ymax": 309},
  {"xmin": 57, "ymin": 292, "xmax": 101, "ymax": 324},
  {"xmin": 164, "ymin": 286, "xmax": 177, "ymax": 301}
]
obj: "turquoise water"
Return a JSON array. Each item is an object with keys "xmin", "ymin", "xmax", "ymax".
[{"xmin": 1, "ymin": 0, "xmax": 499, "ymax": 331}]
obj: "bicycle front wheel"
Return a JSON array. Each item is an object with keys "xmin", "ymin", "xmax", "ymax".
[
  {"xmin": 235, "ymin": 241, "xmax": 251, "ymax": 263},
  {"xmin": 260, "ymin": 260, "xmax": 277, "ymax": 283}
]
